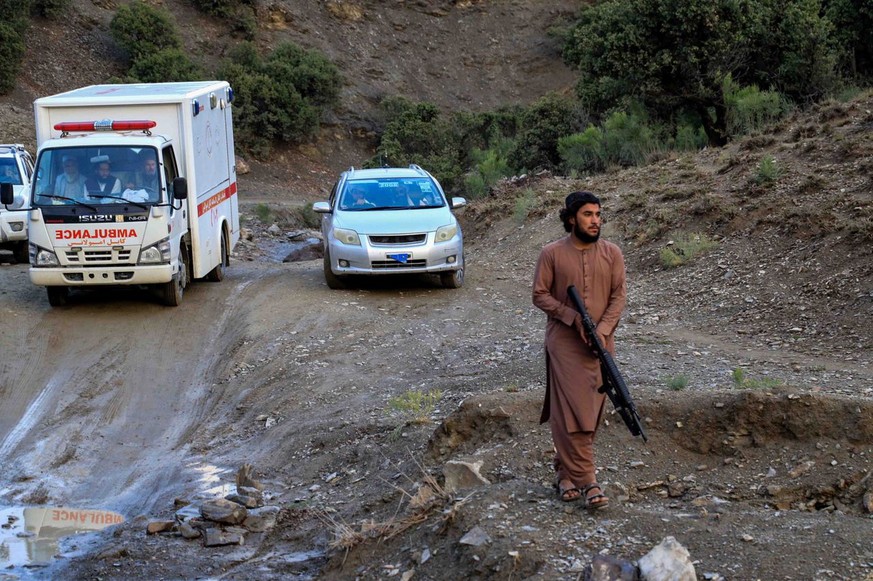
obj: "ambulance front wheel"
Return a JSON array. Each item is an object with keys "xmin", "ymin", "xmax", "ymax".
[
  {"xmin": 162, "ymin": 243, "xmax": 189, "ymax": 306},
  {"xmin": 47, "ymin": 286, "xmax": 68, "ymax": 307}
]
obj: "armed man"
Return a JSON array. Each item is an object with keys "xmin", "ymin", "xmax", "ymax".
[{"xmin": 532, "ymin": 191, "xmax": 627, "ymax": 509}]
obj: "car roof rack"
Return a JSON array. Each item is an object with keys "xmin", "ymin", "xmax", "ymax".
[{"xmin": 409, "ymin": 164, "xmax": 427, "ymax": 175}]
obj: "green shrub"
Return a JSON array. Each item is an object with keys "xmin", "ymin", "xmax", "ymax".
[
  {"xmin": 191, "ymin": 0, "xmax": 241, "ymax": 17},
  {"xmin": 513, "ymin": 188, "xmax": 536, "ymax": 225},
  {"xmin": 603, "ymin": 110, "xmax": 660, "ymax": 167},
  {"xmin": 191, "ymin": 0, "xmax": 257, "ymax": 38},
  {"xmin": 666, "ymin": 374, "xmax": 689, "ymax": 391},
  {"xmin": 731, "ymin": 367, "xmax": 782, "ymax": 390},
  {"xmin": 563, "ymin": 0, "xmax": 840, "ymax": 146},
  {"xmin": 674, "ymin": 123, "xmax": 708, "ymax": 152},
  {"xmin": 371, "ymin": 99, "xmax": 465, "ymax": 190},
  {"xmin": 128, "ymin": 48, "xmax": 203, "ymax": 83},
  {"xmin": 508, "ymin": 92, "xmax": 583, "ymax": 172},
  {"xmin": 252, "ymin": 203, "xmax": 271, "ymax": 222},
  {"xmin": 723, "ymin": 75, "xmax": 792, "ymax": 138},
  {"xmin": 267, "ymin": 43, "xmax": 342, "ymax": 107},
  {"xmin": 754, "ymin": 155, "xmax": 782, "ymax": 184},
  {"xmin": 0, "ymin": 22, "xmax": 25, "ymax": 95},
  {"xmin": 463, "ymin": 172, "xmax": 487, "ymax": 200},
  {"xmin": 388, "ymin": 389, "xmax": 442, "ymax": 425},
  {"xmin": 31, "ymin": 0, "xmax": 71, "ymax": 18},
  {"xmin": 295, "ymin": 203, "xmax": 320, "ymax": 229},
  {"xmin": 110, "ymin": 0, "xmax": 182, "ymax": 62},
  {"xmin": 218, "ymin": 41, "xmax": 342, "ymax": 156},
  {"xmin": 659, "ymin": 232, "xmax": 718, "ymax": 268},
  {"xmin": 559, "ymin": 125, "xmax": 606, "ymax": 173},
  {"xmin": 463, "ymin": 137, "xmax": 513, "ymax": 198}
]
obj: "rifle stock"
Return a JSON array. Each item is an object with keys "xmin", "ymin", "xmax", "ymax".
[{"xmin": 567, "ymin": 285, "xmax": 648, "ymax": 442}]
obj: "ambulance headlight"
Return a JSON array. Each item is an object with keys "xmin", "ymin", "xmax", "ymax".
[
  {"xmin": 139, "ymin": 239, "xmax": 171, "ymax": 264},
  {"xmin": 32, "ymin": 244, "xmax": 59, "ymax": 267}
]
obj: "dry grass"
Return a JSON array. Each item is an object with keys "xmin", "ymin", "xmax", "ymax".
[{"xmin": 318, "ymin": 452, "xmax": 476, "ymax": 552}]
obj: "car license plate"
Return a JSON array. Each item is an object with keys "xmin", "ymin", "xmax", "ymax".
[{"xmin": 387, "ymin": 253, "xmax": 411, "ymax": 263}]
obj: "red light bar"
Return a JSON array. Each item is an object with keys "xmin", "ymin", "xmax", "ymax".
[{"xmin": 54, "ymin": 120, "xmax": 157, "ymax": 132}]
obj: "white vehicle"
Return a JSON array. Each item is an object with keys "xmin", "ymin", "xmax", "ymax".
[
  {"xmin": 313, "ymin": 165, "xmax": 466, "ymax": 289},
  {"xmin": 0, "ymin": 81, "xmax": 240, "ymax": 306},
  {"xmin": 0, "ymin": 144, "xmax": 36, "ymax": 263}
]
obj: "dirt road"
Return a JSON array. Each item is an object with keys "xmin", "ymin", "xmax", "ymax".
[
  {"xmin": 0, "ymin": 262, "xmax": 246, "ymax": 509},
  {"xmin": 1, "ymin": 192, "xmax": 872, "ymax": 580}
]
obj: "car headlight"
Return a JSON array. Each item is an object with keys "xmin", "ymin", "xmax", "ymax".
[
  {"xmin": 333, "ymin": 227, "xmax": 361, "ymax": 246},
  {"xmin": 138, "ymin": 238, "xmax": 171, "ymax": 264},
  {"xmin": 32, "ymin": 244, "xmax": 59, "ymax": 267},
  {"xmin": 435, "ymin": 224, "xmax": 458, "ymax": 243}
]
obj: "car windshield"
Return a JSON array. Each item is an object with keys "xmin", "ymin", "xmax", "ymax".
[
  {"xmin": 339, "ymin": 178, "xmax": 444, "ymax": 211},
  {"xmin": 0, "ymin": 159, "xmax": 22, "ymax": 185}
]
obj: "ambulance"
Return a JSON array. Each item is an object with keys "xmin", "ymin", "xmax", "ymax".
[{"xmin": 0, "ymin": 81, "xmax": 240, "ymax": 306}]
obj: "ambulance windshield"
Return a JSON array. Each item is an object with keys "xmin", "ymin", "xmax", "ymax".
[{"xmin": 33, "ymin": 146, "xmax": 161, "ymax": 207}]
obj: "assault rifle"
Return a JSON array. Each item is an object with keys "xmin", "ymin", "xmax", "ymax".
[{"xmin": 567, "ymin": 285, "xmax": 648, "ymax": 442}]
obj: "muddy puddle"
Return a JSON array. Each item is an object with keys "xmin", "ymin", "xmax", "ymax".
[
  {"xmin": 0, "ymin": 505, "xmax": 125, "ymax": 575},
  {"xmin": 263, "ymin": 237, "xmax": 321, "ymax": 263}
]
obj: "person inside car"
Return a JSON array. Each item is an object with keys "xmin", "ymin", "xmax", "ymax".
[
  {"xmin": 348, "ymin": 187, "xmax": 373, "ymax": 207},
  {"xmin": 0, "ymin": 163, "xmax": 20, "ymax": 184}
]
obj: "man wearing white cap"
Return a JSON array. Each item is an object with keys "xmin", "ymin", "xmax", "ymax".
[
  {"xmin": 86, "ymin": 155, "xmax": 122, "ymax": 197},
  {"xmin": 53, "ymin": 155, "xmax": 88, "ymax": 200}
]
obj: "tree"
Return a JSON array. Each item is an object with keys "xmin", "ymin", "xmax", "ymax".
[
  {"xmin": 507, "ymin": 93, "xmax": 583, "ymax": 171},
  {"xmin": 110, "ymin": 0, "xmax": 182, "ymax": 62},
  {"xmin": 563, "ymin": 0, "xmax": 840, "ymax": 145},
  {"xmin": 825, "ymin": 0, "xmax": 873, "ymax": 80},
  {"xmin": 0, "ymin": 22, "xmax": 25, "ymax": 94}
]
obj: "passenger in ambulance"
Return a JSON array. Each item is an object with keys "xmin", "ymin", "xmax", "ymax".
[
  {"xmin": 86, "ymin": 155, "xmax": 122, "ymax": 198},
  {"xmin": 123, "ymin": 154, "xmax": 159, "ymax": 203},
  {"xmin": 52, "ymin": 155, "xmax": 89, "ymax": 201},
  {"xmin": 133, "ymin": 154, "xmax": 160, "ymax": 197}
]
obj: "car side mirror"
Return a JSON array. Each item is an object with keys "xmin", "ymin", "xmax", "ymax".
[
  {"xmin": 0, "ymin": 182, "xmax": 12, "ymax": 205},
  {"xmin": 173, "ymin": 177, "xmax": 188, "ymax": 200},
  {"xmin": 451, "ymin": 196, "xmax": 467, "ymax": 209},
  {"xmin": 312, "ymin": 201, "xmax": 331, "ymax": 213}
]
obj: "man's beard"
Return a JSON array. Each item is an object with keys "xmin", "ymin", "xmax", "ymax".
[{"xmin": 573, "ymin": 222, "xmax": 600, "ymax": 243}]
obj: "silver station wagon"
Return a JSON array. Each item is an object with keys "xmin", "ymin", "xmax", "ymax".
[{"xmin": 313, "ymin": 165, "xmax": 466, "ymax": 289}]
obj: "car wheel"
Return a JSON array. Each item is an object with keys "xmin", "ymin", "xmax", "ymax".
[
  {"xmin": 440, "ymin": 267, "xmax": 464, "ymax": 289},
  {"xmin": 207, "ymin": 230, "xmax": 228, "ymax": 282},
  {"xmin": 162, "ymin": 244, "xmax": 188, "ymax": 306},
  {"xmin": 47, "ymin": 286, "xmax": 68, "ymax": 307},
  {"xmin": 323, "ymin": 248, "xmax": 346, "ymax": 289}
]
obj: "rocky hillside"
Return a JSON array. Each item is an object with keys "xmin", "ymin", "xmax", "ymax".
[{"xmin": 1, "ymin": 1, "xmax": 580, "ymax": 166}]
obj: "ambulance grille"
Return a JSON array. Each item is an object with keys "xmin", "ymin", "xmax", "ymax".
[{"xmin": 65, "ymin": 249, "xmax": 132, "ymax": 263}]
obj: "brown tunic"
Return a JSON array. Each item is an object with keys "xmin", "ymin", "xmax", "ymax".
[{"xmin": 532, "ymin": 237, "xmax": 627, "ymax": 431}]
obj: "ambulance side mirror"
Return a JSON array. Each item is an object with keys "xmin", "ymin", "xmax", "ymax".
[
  {"xmin": 0, "ymin": 183, "xmax": 12, "ymax": 205},
  {"xmin": 173, "ymin": 177, "xmax": 188, "ymax": 200}
]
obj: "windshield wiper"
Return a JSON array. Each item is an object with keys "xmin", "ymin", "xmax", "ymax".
[
  {"xmin": 361, "ymin": 206, "xmax": 409, "ymax": 211},
  {"xmin": 38, "ymin": 194, "xmax": 98, "ymax": 212},
  {"xmin": 89, "ymin": 194, "xmax": 149, "ymax": 210}
]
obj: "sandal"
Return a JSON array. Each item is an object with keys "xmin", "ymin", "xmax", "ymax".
[
  {"xmin": 582, "ymin": 483, "xmax": 609, "ymax": 510},
  {"xmin": 556, "ymin": 480, "xmax": 582, "ymax": 502}
]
